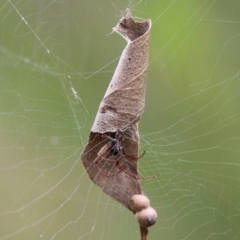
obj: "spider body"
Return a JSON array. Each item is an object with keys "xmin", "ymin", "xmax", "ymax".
[
  {"xmin": 94, "ymin": 131, "xmax": 145, "ymax": 179},
  {"xmin": 110, "ymin": 139, "xmax": 122, "ymax": 156}
]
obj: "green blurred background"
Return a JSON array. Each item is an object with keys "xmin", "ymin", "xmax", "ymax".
[{"xmin": 1, "ymin": 0, "xmax": 240, "ymax": 239}]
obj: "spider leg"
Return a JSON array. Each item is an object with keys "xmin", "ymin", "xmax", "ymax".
[
  {"xmin": 94, "ymin": 143, "xmax": 121, "ymax": 175},
  {"xmin": 100, "ymin": 134, "xmax": 114, "ymax": 142},
  {"xmin": 95, "ymin": 155, "xmax": 159, "ymax": 180},
  {"xmin": 94, "ymin": 142, "xmax": 112, "ymax": 164},
  {"xmin": 117, "ymin": 162, "xmax": 159, "ymax": 180},
  {"xmin": 115, "ymin": 161, "xmax": 139, "ymax": 179},
  {"xmin": 94, "ymin": 160, "xmax": 124, "ymax": 177},
  {"xmin": 95, "ymin": 150, "xmax": 143, "ymax": 179},
  {"xmin": 122, "ymin": 150, "xmax": 146, "ymax": 161},
  {"xmin": 96, "ymin": 149, "xmax": 122, "ymax": 163}
]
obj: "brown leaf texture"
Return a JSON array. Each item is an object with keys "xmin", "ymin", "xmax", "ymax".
[
  {"xmin": 81, "ymin": 9, "xmax": 151, "ymax": 211},
  {"xmin": 92, "ymin": 9, "xmax": 151, "ymax": 133}
]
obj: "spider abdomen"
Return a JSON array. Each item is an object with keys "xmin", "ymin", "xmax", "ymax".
[{"xmin": 110, "ymin": 139, "xmax": 122, "ymax": 156}]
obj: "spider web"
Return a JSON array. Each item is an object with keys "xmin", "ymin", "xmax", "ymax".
[{"xmin": 1, "ymin": 0, "xmax": 240, "ymax": 239}]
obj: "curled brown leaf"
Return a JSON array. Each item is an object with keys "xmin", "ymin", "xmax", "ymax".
[{"xmin": 81, "ymin": 9, "xmax": 155, "ymax": 239}]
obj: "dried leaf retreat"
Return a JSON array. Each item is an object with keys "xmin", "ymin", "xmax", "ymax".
[{"xmin": 81, "ymin": 9, "xmax": 157, "ymax": 239}]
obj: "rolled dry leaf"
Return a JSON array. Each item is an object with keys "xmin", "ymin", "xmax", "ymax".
[
  {"xmin": 81, "ymin": 9, "xmax": 151, "ymax": 211},
  {"xmin": 92, "ymin": 8, "xmax": 151, "ymax": 133}
]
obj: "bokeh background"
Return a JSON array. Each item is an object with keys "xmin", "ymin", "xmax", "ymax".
[{"xmin": 1, "ymin": 0, "xmax": 240, "ymax": 239}]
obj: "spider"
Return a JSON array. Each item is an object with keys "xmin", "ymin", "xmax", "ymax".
[{"xmin": 94, "ymin": 131, "xmax": 145, "ymax": 179}]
